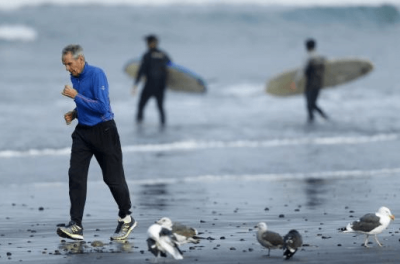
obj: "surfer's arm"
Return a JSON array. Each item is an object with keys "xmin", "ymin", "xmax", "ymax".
[
  {"xmin": 132, "ymin": 55, "xmax": 147, "ymax": 95},
  {"xmin": 135, "ymin": 53, "xmax": 149, "ymax": 85},
  {"xmin": 132, "ymin": 61, "xmax": 144, "ymax": 95},
  {"xmin": 134, "ymin": 67, "xmax": 143, "ymax": 85}
]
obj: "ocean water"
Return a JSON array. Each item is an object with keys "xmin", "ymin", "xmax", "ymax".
[{"xmin": 1, "ymin": 0, "xmax": 400, "ymax": 185}]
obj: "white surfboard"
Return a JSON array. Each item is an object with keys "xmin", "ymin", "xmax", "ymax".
[
  {"xmin": 266, "ymin": 58, "xmax": 374, "ymax": 96},
  {"xmin": 124, "ymin": 59, "xmax": 206, "ymax": 93}
]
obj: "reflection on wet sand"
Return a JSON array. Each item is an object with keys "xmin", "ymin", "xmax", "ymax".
[
  {"xmin": 138, "ymin": 184, "xmax": 169, "ymax": 210},
  {"xmin": 58, "ymin": 240, "xmax": 134, "ymax": 254},
  {"xmin": 304, "ymin": 178, "xmax": 328, "ymax": 207}
]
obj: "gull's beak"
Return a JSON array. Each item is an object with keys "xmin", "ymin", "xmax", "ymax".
[{"xmin": 390, "ymin": 214, "xmax": 395, "ymax": 220}]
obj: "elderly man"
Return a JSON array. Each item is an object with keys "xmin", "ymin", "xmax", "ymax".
[{"xmin": 57, "ymin": 44, "xmax": 136, "ymax": 241}]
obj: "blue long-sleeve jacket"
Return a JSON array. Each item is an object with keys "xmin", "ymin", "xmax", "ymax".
[{"xmin": 71, "ymin": 62, "xmax": 114, "ymax": 126}]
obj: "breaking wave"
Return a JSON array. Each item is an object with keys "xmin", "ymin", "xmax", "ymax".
[
  {"xmin": 282, "ymin": 4, "xmax": 400, "ymax": 25},
  {"xmin": 0, "ymin": 25, "xmax": 37, "ymax": 42}
]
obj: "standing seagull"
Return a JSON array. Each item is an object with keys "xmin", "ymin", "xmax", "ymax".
[
  {"xmin": 147, "ymin": 223, "xmax": 183, "ymax": 260},
  {"xmin": 283, "ymin": 229, "xmax": 303, "ymax": 260},
  {"xmin": 339, "ymin": 206, "xmax": 395, "ymax": 247},
  {"xmin": 255, "ymin": 222, "xmax": 284, "ymax": 256},
  {"xmin": 156, "ymin": 217, "xmax": 200, "ymax": 245}
]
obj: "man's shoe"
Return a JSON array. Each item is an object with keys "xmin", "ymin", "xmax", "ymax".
[
  {"xmin": 110, "ymin": 216, "xmax": 137, "ymax": 240},
  {"xmin": 57, "ymin": 221, "xmax": 84, "ymax": 240}
]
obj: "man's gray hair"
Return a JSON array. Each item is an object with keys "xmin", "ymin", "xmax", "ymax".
[{"xmin": 62, "ymin": 44, "xmax": 84, "ymax": 59}]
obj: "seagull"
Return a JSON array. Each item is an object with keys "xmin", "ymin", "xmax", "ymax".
[
  {"xmin": 283, "ymin": 229, "xmax": 303, "ymax": 260},
  {"xmin": 255, "ymin": 222, "xmax": 284, "ymax": 256},
  {"xmin": 339, "ymin": 206, "xmax": 395, "ymax": 247},
  {"xmin": 147, "ymin": 223, "xmax": 183, "ymax": 260},
  {"xmin": 156, "ymin": 217, "xmax": 200, "ymax": 245}
]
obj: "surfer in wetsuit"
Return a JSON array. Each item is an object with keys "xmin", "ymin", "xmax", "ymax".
[
  {"xmin": 292, "ymin": 39, "xmax": 328, "ymax": 123},
  {"xmin": 132, "ymin": 34, "xmax": 171, "ymax": 126}
]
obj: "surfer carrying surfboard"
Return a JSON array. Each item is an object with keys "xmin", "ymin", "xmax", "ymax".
[
  {"xmin": 132, "ymin": 34, "xmax": 171, "ymax": 126},
  {"xmin": 291, "ymin": 39, "xmax": 328, "ymax": 123}
]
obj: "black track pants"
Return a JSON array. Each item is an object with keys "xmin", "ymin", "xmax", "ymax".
[{"xmin": 68, "ymin": 120, "xmax": 132, "ymax": 227}]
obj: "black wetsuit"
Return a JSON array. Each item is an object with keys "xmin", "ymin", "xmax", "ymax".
[
  {"xmin": 135, "ymin": 47, "xmax": 171, "ymax": 124},
  {"xmin": 304, "ymin": 56, "xmax": 328, "ymax": 122}
]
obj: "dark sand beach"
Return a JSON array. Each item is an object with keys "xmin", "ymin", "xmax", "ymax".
[{"xmin": 1, "ymin": 170, "xmax": 399, "ymax": 263}]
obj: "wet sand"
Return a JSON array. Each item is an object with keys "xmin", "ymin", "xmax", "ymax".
[{"xmin": 0, "ymin": 171, "xmax": 399, "ymax": 263}]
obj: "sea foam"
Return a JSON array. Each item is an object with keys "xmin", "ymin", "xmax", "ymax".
[{"xmin": 0, "ymin": 25, "xmax": 37, "ymax": 42}]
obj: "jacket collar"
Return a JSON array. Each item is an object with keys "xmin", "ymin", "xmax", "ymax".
[{"xmin": 73, "ymin": 62, "xmax": 88, "ymax": 79}]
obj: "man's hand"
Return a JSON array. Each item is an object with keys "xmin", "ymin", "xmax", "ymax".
[
  {"xmin": 64, "ymin": 110, "xmax": 77, "ymax": 125},
  {"xmin": 131, "ymin": 84, "xmax": 138, "ymax": 96},
  {"xmin": 62, "ymin": 85, "xmax": 78, "ymax": 99}
]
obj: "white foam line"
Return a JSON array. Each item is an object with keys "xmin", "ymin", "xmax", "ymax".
[
  {"xmin": 130, "ymin": 167, "xmax": 400, "ymax": 185},
  {"xmin": 28, "ymin": 167, "xmax": 400, "ymax": 188},
  {"xmin": 124, "ymin": 134, "xmax": 399, "ymax": 153},
  {"xmin": 0, "ymin": 147, "xmax": 71, "ymax": 158},
  {"xmin": 0, "ymin": 134, "xmax": 398, "ymax": 158}
]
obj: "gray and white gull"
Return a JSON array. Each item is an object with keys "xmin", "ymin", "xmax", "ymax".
[
  {"xmin": 283, "ymin": 229, "xmax": 303, "ymax": 260},
  {"xmin": 147, "ymin": 222, "xmax": 183, "ymax": 260},
  {"xmin": 339, "ymin": 206, "xmax": 395, "ymax": 247},
  {"xmin": 156, "ymin": 217, "xmax": 201, "ymax": 245},
  {"xmin": 255, "ymin": 222, "xmax": 284, "ymax": 256}
]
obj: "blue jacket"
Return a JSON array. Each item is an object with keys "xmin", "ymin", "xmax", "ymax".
[{"xmin": 71, "ymin": 62, "xmax": 114, "ymax": 126}]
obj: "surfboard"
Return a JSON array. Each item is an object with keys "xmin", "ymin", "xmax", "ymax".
[
  {"xmin": 266, "ymin": 58, "xmax": 374, "ymax": 96},
  {"xmin": 124, "ymin": 59, "xmax": 206, "ymax": 93}
]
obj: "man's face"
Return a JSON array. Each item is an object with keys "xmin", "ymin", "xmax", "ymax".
[{"xmin": 62, "ymin": 52, "xmax": 85, "ymax": 77}]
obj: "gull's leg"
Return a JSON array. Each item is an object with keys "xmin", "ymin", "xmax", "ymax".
[
  {"xmin": 363, "ymin": 235, "xmax": 370, "ymax": 247},
  {"xmin": 152, "ymin": 252, "xmax": 160, "ymax": 264},
  {"xmin": 374, "ymin": 235, "xmax": 383, "ymax": 247}
]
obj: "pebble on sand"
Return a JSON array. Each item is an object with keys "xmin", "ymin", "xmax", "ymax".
[{"xmin": 91, "ymin": 241, "xmax": 105, "ymax": 247}]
